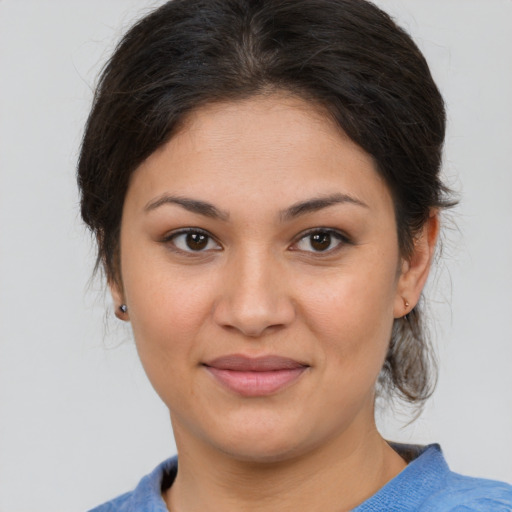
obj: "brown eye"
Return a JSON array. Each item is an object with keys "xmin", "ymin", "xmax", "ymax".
[
  {"xmin": 294, "ymin": 229, "xmax": 347, "ymax": 253},
  {"xmin": 310, "ymin": 232, "xmax": 331, "ymax": 251},
  {"xmin": 186, "ymin": 232, "xmax": 208, "ymax": 250},
  {"xmin": 169, "ymin": 230, "xmax": 221, "ymax": 252}
]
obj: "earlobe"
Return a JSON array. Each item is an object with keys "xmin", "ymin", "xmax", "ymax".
[
  {"xmin": 115, "ymin": 304, "xmax": 129, "ymax": 320},
  {"xmin": 109, "ymin": 278, "xmax": 130, "ymax": 321},
  {"xmin": 394, "ymin": 212, "xmax": 440, "ymax": 318}
]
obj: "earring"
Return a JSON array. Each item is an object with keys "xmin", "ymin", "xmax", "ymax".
[
  {"xmin": 402, "ymin": 298, "xmax": 410, "ymax": 321},
  {"xmin": 115, "ymin": 304, "xmax": 128, "ymax": 320}
]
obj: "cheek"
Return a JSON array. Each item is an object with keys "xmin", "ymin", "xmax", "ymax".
[
  {"xmin": 121, "ymin": 252, "xmax": 217, "ymax": 370},
  {"xmin": 122, "ymin": 269, "xmax": 218, "ymax": 412},
  {"xmin": 297, "ymin": 258, "xmax": 398, "ymax": 367}
]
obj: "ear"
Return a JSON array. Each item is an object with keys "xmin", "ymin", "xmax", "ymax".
[
  {"xmin": 394, "ymin": 212, "xmax": 440, "ymax": 318},
  {"xmin": 109, "ymin": 276, "xmax": 130, "ymax": 321}
]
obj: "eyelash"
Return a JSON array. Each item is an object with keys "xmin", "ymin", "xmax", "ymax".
[
  {"xmin": 292, "ymin": 228, "xmax": 351, "ymax": 254},
  {"xmin": 162, "ymin": 228, "xmax": 222, "ymax": 254},
  {"xmin": 161, "ymin": 228, "xmax": 351, "ymax": 255}
]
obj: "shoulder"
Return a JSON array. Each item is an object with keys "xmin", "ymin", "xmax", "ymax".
[
  {"xmin": 88, "ymin": 457, "xmax": 177, "ymax": 512},
  {"xmin": 421, "ymin": 471, "xmax": 512, "ymax": 512},
  {"xmin": 354, "ymin": 444, "xmax": 511, "ymax": 512},
  {"xmin": 88, "ymin": 490, "xmax": 133, "ymax": 512},
  {"xmin": 397, "ymin": 443, "xmax": 512, "ymax": 512}
]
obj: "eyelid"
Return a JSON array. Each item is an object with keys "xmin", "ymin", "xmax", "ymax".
[
  {"xmin": 160, "ymin": 227, "xmax": 350, "ymax": 254},
  {"xmin": 162, "ymin": 227, "xmax": 222, "ymax": 253},
  {"xmin": 290, "ymin": 228, "xmax": 351, "ymax": 253}
]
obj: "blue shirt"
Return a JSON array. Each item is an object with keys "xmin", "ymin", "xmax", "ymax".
[{"xmin": 89, "ymin": 444, "xmax": 512, "ymax": 511}]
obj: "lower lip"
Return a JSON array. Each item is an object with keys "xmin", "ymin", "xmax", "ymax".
[{"xmin": 205, "ymin": 367, "xmax": 307, "ymax": 397}]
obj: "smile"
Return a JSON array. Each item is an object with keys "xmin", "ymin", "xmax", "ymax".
[{"xmin": 203, "ymin": 355, "xmax": 309, "ymax": 397}]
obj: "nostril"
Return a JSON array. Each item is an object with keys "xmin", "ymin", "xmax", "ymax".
[{"xmin": 212, "ymin": 295, "xmax": 296, "ymax": 338}]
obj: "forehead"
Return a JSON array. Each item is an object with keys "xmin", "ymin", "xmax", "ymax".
[
  {"xmin": 126, "ymin": 94, "xmax": 392, "ymax": 218},
  {"xmin": 176, "ymin": 94, "xmax": 347, "ymax": 163}
]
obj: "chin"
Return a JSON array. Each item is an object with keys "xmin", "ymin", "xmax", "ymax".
[
  {"xmin": 217, "ymin": 438, "xmax": 307, "ymax": 465},
  {"xmin": 207, "ymin": 415, "xmax": 318, "ymax": 464}
]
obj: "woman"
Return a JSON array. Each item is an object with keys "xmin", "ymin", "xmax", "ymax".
[{"xmin": 78, "ymin": 0, "xmax": 512, "ymax": 510}]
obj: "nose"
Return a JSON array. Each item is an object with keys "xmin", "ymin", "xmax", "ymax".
[{"xmin": 212, "ymin": 249, "xmax": 296, "ymax": 338}]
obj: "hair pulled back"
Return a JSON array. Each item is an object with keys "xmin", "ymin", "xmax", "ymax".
[{"xmin": 78, "ymin": 0, "xmax": 454, "ymax": 407}]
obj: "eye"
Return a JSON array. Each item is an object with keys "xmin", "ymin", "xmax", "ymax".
[
  {"xmin": 293, "ymin": 229, "xmax": 348, "ymax": 253},
  {"xmin": 166, "ymin": 229, "xmax": 221, "ymax": 253}
]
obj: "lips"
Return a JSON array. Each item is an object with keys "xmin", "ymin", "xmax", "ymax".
[{"xmin": 203, "ymin": 355, "xmax": 309, "ymax": 397}]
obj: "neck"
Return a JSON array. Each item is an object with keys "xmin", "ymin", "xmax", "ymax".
[{"xmin": 164, "ymin": 416, "xmax": 406, "ymax": 512}]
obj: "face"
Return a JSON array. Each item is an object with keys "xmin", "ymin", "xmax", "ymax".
[{"xmin": 113, "ymin": 94, "xmax": 429, "ymax": 462}]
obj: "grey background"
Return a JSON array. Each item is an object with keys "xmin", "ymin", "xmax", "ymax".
[{"xmin": 0, "ymin": 1, "xmax": 511, "ymax": 510}]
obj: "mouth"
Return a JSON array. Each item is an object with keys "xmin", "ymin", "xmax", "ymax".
[{"xmin": 202, "ymin": 355, "xmax": 309, "ymax": 397}]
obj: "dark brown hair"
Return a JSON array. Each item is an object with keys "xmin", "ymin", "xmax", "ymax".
[{"xmin": 78, "ymin": 0, "xmax": 454, "ymax": 406}]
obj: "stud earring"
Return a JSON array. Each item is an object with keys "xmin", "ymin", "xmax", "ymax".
[
  {"xmin": 119, "ymin": 304, "xmax": 128, "ymax": 313},
  {"xmin": 402, "ymin": 298, "xmax": 411, "ymax": 321}
]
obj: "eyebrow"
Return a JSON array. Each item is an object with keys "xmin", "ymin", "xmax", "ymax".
[
  {"xmin": 144, "ymin": 192, "xmax": 367, "ymax": 222},
  {"xmin": 144, "ymin": 195, "xmax": 230, "ymax": 221},
  {"xmin": 280, "ymin": 193, "xmax": 368, "ymax": 221}
]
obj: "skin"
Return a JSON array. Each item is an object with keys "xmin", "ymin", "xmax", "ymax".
[{"xmin": 111, "ymin": 94, "xmax": 439, "ymax": 512}]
